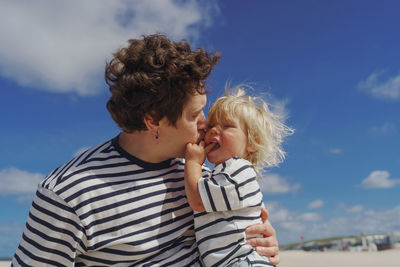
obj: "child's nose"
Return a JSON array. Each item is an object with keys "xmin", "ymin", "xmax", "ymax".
[{"xmin": 208, "ymin": 126, "xmax": 220, "ymax": 135}]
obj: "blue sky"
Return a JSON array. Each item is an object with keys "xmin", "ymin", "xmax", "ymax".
[{"xmin": 1, "ymin": 0, "xmax": 400, "ymax": 258}]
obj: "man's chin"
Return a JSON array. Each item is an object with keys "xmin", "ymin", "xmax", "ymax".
[
  {"xmin": 196, "ymin": 131, "xmax": 205, "ymax": 144},
  {"xmin": 176, "ymin": 149, "xmax": 186, "ymax": 159}
]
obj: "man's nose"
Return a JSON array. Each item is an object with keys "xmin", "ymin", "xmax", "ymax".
[{"xmin": 197, "ymin": 112, "xmax": 207, "ymax": 130}]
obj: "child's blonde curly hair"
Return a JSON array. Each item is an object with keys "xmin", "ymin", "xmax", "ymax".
[{"xmin": 208, "ymin": 85, "xmax": 294, "ymax": 172}]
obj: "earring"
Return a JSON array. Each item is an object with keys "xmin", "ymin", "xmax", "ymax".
[{"xmin": 155, "ymin": 129, "xmax": 159, "ymax": 139}]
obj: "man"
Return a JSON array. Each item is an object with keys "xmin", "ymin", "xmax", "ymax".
[{"xmin": 12, "ymin": 34, "xmax": 279, "ymax": 266}]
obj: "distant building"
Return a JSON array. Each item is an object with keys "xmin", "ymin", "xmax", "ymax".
[{"xmin": 297, "ymin": 232, "xmax": 399, "ymax": 252}]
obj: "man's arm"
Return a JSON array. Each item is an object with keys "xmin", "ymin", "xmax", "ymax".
[
  {"xmin": 245, "ymin": 208, "xmax": 280, "ymax": 265},
  {"xmin": 12, "ymin": 186, "xmax": 84, "ymax": 266}
]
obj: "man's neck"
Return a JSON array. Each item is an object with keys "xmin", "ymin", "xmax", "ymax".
[{"xmin": 118, "ymin": 131, "xmax": 170, "ymax": 163}]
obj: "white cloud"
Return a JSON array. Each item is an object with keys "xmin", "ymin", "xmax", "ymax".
[
  {"xmin": 0, "ymin": 0, "xmax": 219, "ymax": 96},
  {"xmin": 369, "ymin": 122, "xmax": 397, "ymax": 135},
  {"xmin": 269, "ymin": 207, "xmax": 293, "ymax": 222},
  {"xmin": 329, "ymin": 148, "xmax": 343, "ymax": 155},
  {"xmin": 308, "ymin": 199, "xmax": 324, "ymax": 209},
  {"xmin": 265, "ymin": 201, "xmax": 400, "ymax": 245},
  {"xmin": 298, "ymin": 212, "xmax": 322, "ymax": 222},
  {"xmin": 358, "ymin": 70, "xmax": 400, "ymax": 100},
  {"xmin": 337, "ymin": 203, "xmax": 365, "ymax": 213},
  {"xmin": 0, "ymin": 167, "xmax": 43, "ymax": 195},
  {"xmin": 260, "ymin": 173, "xmax": 300, "ymax": 194},
  {"xmin": 361, "ymin": 170, "xmax": 400, "ymax": 189},
  {"xmin": 264, "ymin": 202, "xmax": 293, "ymax": 223},
  {"xmin": 346, "ymin": 205, "xmax": 364, "ymax": 213}
]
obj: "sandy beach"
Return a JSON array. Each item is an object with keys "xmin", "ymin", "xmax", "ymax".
[
  {"xmin": 1, "ymin": 250, "xmax": 399, "ymax": 266},
  {"xmin": 279, "ymin": 250, "xmax": 400, "ymax": 267}
]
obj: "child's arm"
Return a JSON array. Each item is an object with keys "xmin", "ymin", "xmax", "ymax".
[{"xmin": 184, "ymin": 141, "xmax": 214, "ymax": 212}]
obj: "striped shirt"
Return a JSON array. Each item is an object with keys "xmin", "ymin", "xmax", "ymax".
[
  {"xmin": 12, "ymin": 136, "xmax": 207, "ymax": 266},
  {"xmin": 195, "ymin": 158, "xmax": 273, "ymax": 267}
]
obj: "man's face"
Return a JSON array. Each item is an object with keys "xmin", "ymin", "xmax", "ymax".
[{"xmin": 159, "ymin": 93, "xmax": 207, "ymax": 158}]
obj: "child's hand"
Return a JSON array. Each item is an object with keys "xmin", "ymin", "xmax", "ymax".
[{"xmin": 185, "ymin": 141, "xmax": 215, "ymax": 165}]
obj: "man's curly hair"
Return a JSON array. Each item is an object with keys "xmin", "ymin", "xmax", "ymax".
[{"xmin": 105, "ymin": 34, "xmax": 220, "ymax": 132}]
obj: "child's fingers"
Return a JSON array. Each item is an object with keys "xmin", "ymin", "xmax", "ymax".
[
  {"xmin": 185, "ymin": 143, "xmax": 193, "ymax": 150},
  {"xmin": 204, "ymin": 142, "xmax": 216, "ymax": 153}
]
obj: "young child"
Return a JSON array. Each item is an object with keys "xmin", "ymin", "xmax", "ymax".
[{"xmin": 184, "ymin": 86, "xmax": 293, "ymax": 267}]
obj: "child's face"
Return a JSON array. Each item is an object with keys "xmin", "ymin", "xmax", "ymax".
[{"xmin": 204, "ymin": 116, "xmax": 250, "ymax": 165}]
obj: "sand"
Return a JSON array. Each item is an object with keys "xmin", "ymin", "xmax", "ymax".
[
  {"xmin": 279, "ymin": 250, "xmax": 400, "ymax": 267},
  {"xmin": 1, "ymin": 250, "xmax": 399, "ymax": 266}
]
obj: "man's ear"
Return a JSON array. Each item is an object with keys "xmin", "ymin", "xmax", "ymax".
[{"xmin": 143, "ymin": 113, "xmax": 160, "ymax": 133}]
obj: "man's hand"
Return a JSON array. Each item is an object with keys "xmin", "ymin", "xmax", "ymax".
[{"xmin": 245, "ymin": 209, "xmax": 280, "ymax": 265}]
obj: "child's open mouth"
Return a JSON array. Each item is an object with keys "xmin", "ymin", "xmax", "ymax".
[{"xmin": 207, "ymin": 142, "xmax": 220, "ymax": 154}]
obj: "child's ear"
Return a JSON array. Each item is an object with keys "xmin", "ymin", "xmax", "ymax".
[
  {"xmin": 247, "ymin": 137, "xmax": 260, "ymax": 153},
  {"xmin": 247, "ymin": 144, "xmax": 258, "ymax": 153}
]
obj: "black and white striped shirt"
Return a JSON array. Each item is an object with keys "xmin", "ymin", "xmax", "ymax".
[
  {"xmin": 12, "ymin": 136, "xmax": 206, "ymax": 266},
  {"xmin": 195, "ymin": 158, "xmax": 273, "ymax": 267}
]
